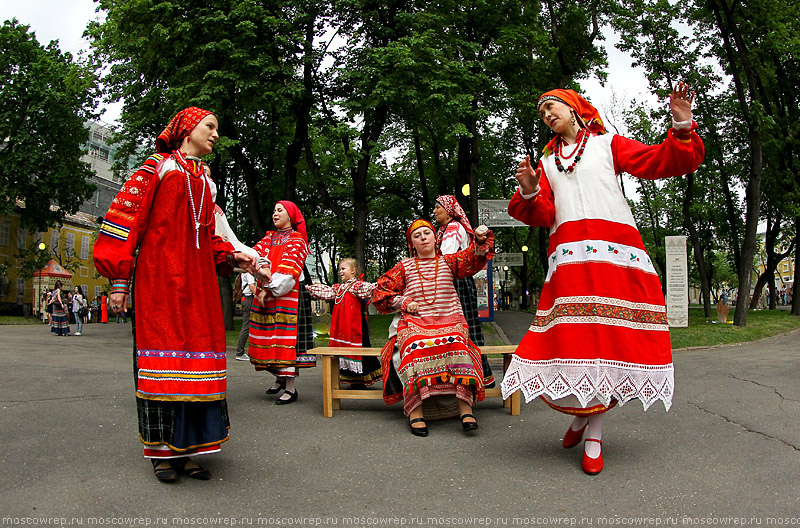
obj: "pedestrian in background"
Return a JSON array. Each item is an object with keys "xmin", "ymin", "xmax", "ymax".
[{"xmin": 235, "ymin": 271, "xmax": 256, "ymax": 361}]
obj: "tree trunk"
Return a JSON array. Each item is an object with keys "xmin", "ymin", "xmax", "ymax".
[
  {"xmin": 683, "ymin": 173, "xmax": 712, "ymax": 317},
  {"xmin": 413, "ymin": 132, "xmax": 431, "ymax": 214}
]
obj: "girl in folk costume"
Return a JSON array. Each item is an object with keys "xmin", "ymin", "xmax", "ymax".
[
  {"xmin": 433, "ymin": 195, "xmax": 495, "ymax": 388},
  {"xmin": 372, "ymin": 219, "xmax": 495, "ymax": 436},
  {"xmin": 248, "ymin": 201, "xmax": 315, "ymax": 404},
  {"xmin": 307, "ymin": 258, "xmax": 381, "ymax": 387},
  {"xmin": 94, "ymin": 107, "xmax": 258, "ymax": 482},
  {"xmin": 500, "ymin": 83, "xmax": 704, "ymax": 474}
]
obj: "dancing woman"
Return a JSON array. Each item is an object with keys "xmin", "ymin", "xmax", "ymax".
[{"xmin": 501, "ymin": 83, "xmax": 704, "ymax": 474}]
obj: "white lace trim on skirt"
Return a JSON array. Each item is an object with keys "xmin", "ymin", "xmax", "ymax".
[{"xmin": 501, "ymin": 357, "xmax": 673, "ymax": 411}]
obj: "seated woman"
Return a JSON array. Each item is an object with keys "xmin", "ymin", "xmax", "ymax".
[{"xmin": 372, "ymin": 219, "xmax": 494, "ymax": 436}]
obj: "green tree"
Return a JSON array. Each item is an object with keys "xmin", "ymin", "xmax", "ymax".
[{"xmin": 0, "ymin": 20, "xmax": 98, "ymax": 231}]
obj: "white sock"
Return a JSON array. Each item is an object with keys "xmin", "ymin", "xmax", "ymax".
[
  {"xmin": 570, "ymin": 416, "xmax": 588, "ymax": 432},
  {"xmin": 279, "ymin": 377, "xmax": 296, "ymax": 399},
  {"xmin": 584, "ymin": 414, "xmax": 604, "ymax": 458}
]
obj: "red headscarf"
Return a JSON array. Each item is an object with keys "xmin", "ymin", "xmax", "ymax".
[
  {"xmin": 155, "ymin": 107, "xmax": 215, "ymax": 154},
  {"xmin": 277, "ymin": 200, "xmax": 308, "ymax": 242},
  {"xmin": 435, "ymin": 195, "xmax": 475, "ymax": 243},
  {"xmin": 406, "ymin": 219, "xmax": 436, "ymax": 255},
  {"xmin": 537, "ymin": 89, "xmax": 606, "ymax": 156}
]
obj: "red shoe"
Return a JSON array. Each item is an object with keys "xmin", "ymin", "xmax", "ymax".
[
  {"xmin": 582, "ymin": 439, "xmax": 604, "ymax": 475},
  {"xmin": 562, "ymin": 423, "xmax": 587, "ymax": 448}
]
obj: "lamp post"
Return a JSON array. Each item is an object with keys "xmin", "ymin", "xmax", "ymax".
[
  {"xmin": 503, "ymin": 265, "xmax": 509, "ymax": 310},
  {"xmin": 521, "ymin": 245, "xmax": 529, "ymax": 310},
  {"xmin": 37, "ymin": 242, "xmax": 46, "ymax": 318}
]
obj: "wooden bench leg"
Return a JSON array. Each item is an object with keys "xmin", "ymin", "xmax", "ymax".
[
  {"xmin": 322, "ymin": 355, "xmax": 335, "ymax": 418},
  {"xmin": 510, "ymin": 390, "xmax": 521, "ymax": 416},
  {"xmin": 502, "ymin": 353, "xmax": 511, "ymax": 409},
  {"xmin": 332, "ymin": 360, "xmax": 341, "ymax": 410}
]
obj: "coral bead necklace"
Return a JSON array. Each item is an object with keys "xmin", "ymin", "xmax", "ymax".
[{"xmin": 554, "ymin": 128, "xmax": 589, "ymax": 173}]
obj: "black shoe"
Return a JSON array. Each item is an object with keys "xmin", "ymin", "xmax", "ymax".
[
  {"xmin": 409, "ymin": 417, "xmax": 429, "ymax": 437},
  {"xmin": 266, "ymin": 378, "xmax": 287, "ymax": 395},
  {"xmin": 275, "ymin": 389, "xmax": 298, "ymax": 405},
  {"xmin": 460, "ymin": 413, "xmax": 479, "ymax": 432},
  {"xmin": 151, "ymin": 459, "xmax": 178, "ymax": 482},
  {"xmin": 174, "ymin": 457, "xmax": 211, "ymax": 480}
]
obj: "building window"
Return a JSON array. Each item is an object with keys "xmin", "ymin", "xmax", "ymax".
[
  {"xmin": 81, "ymin": 236, "xmax": 89, "ymax": 260},
  {"xmin": 95, "ymin": 285, "xmax": 102, "ymax": 300},
  {"xmin": 50, "ymin": 230, "xmax": 59, "ymax": 254},
  {"xmin": 66, "ymin": 232, "xmax": 75, "ymax": 255},
  {"xmin": 0, "ymin": 219, "xmax": 9, "ymax": 246},
  {"xmin": 17, "ymin": 227, "xmax": 27, "ymax": 249},
  {"xmin": 17, "ymin": 278, "xmax": 25, "ymax": 303}
]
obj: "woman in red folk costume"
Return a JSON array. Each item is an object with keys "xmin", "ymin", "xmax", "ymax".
[
  {"xmin": 433, "ymin": 195, "xmax": 495, "ymax": 388},
  {"xmin": 500, "ymin": 83, "xmax": 704, "ymax": 474},
  {"xmin": 372, "ymin": 219, "xmax": 494, "ymax": 436},
  {"xmin": 307, "ymin": 258, "xmax": 381, "ymax": 386},
  {"xmin": 248, "ymin": 201, "xmax": 315, "ymax": 404},
  {"xmin": 94, "ymin": 107, "xmax": 257, "ymax": 482}
]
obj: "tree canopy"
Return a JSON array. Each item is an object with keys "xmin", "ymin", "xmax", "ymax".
[
  {"xmin": 84, "ymin": 0, "xmax": 799, "ymax": 322},
  {"xmin": 0, "ymin": 19, "xmax": 98, "ymax": 231}
]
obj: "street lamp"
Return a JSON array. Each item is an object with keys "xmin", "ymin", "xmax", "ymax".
[
  {"xmin": 521, "ymin": 245, "xmax": 529, "ymax": 310},
  {"xmin": 503, "ymin": 265, "xmax": 509, "ymax": 310},
  {"xmin": 37, "ymin": 242, "xmax": 46, "ymax": 319}
]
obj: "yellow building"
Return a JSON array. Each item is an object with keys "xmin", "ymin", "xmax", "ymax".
[
  {"xmin": 754, "ymin": 234, "xmax": 795, "ymax": 302},
  {"xmin": 0, "ymin": 209, "xmax": 110, "ymax": 316},
  {"xmin": 0, "ymin": 121, "xmax": 125, "ymax": 316}
]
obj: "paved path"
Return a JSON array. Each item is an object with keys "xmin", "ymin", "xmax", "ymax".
[{"xmin": 1, "ymin": 316, "xmax": 798, "ymax": 524}]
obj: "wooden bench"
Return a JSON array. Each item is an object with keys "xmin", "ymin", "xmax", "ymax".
[{"xmin": 314, "ymin": 345, "xmax": 521, "ymax": 417}]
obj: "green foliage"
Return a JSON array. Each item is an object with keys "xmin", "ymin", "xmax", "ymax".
[{"xmin": 0, "ymin": 20, "xmax": 98, "ymax": 231}]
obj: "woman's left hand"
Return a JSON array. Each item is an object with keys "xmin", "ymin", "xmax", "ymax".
[{"xmin": 670, "ymin": 81, "xmax": 695, "ymax": 122}]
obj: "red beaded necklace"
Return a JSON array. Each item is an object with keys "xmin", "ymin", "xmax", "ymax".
[{"xmin": 554, "ymin": 128, "xmax": 589, "ymax": 173}]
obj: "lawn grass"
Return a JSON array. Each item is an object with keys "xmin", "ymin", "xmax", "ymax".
[
  {"xmin": 668, "ymin": 307, "xmax": 800, "ymax": 350},
  {"xmin": 0, "ymin": 315, "xmax": 42, "ymax": 325}
]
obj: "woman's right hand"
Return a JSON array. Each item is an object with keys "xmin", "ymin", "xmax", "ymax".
[
  {"xmin": 255, "ymin": 265, "xmax": 272, "ymax": 283},
  {"xmin": 109, "ymin": 293, "xmax": 128, "ymax": 314},
  {"xmin": 516, "ymin": 155, "xmax": 542, "ymax": 195},
  {"xmin": 405, "ymin": 301, "xmax": 420, "ymax": 314}
]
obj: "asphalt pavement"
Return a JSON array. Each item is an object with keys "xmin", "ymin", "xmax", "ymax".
[{"xmin": 1, "ymin": 314, "xmax": 798, "ymax": 524}]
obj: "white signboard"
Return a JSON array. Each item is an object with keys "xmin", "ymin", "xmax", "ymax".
[
  {"xmin": 477, "ymin": 200, "xmax": 526, "ymax": 228},
  {"xmin": 492, "ymin": 253, "xmax": 524, "ymax": 267},
  {"xmin": 665, "ymin": 236, "xmax": 689, "ymax": 327}
]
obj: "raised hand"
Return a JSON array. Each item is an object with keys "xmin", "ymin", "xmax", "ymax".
[
  {"xmin": 516, "ymin": 155, "xmax": 542, "ymax": 195},
  {"xmin": 669, "ymin": 81, "xmax": 695, "ymax": 123}
]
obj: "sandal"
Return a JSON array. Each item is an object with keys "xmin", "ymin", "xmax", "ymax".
[
  {"xmin": 175, "ymin": 457, "xmax": 211, "ymax": 480},
  {"xmin": 151, "ymin": 459, "xmax": 178, "ymax": 482}
]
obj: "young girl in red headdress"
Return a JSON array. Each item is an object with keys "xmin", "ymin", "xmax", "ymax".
[
  {"xmin": 307, "ymin": 258, "xmax": 382, "ymax": 386},
  {"xmin": 501, "ymin": 83, "xmax": 704, "ymax": 474},
  {"xmin": 94, "ymin": 107, "xmax": 258, "ymax": 482},
  {"xmin": 248, "ymin": 201, "xmax": 315, "ymax": 404},
  {"xmin": 372, "ymin": 219, "xmax": 494, "ymax": 436}
]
